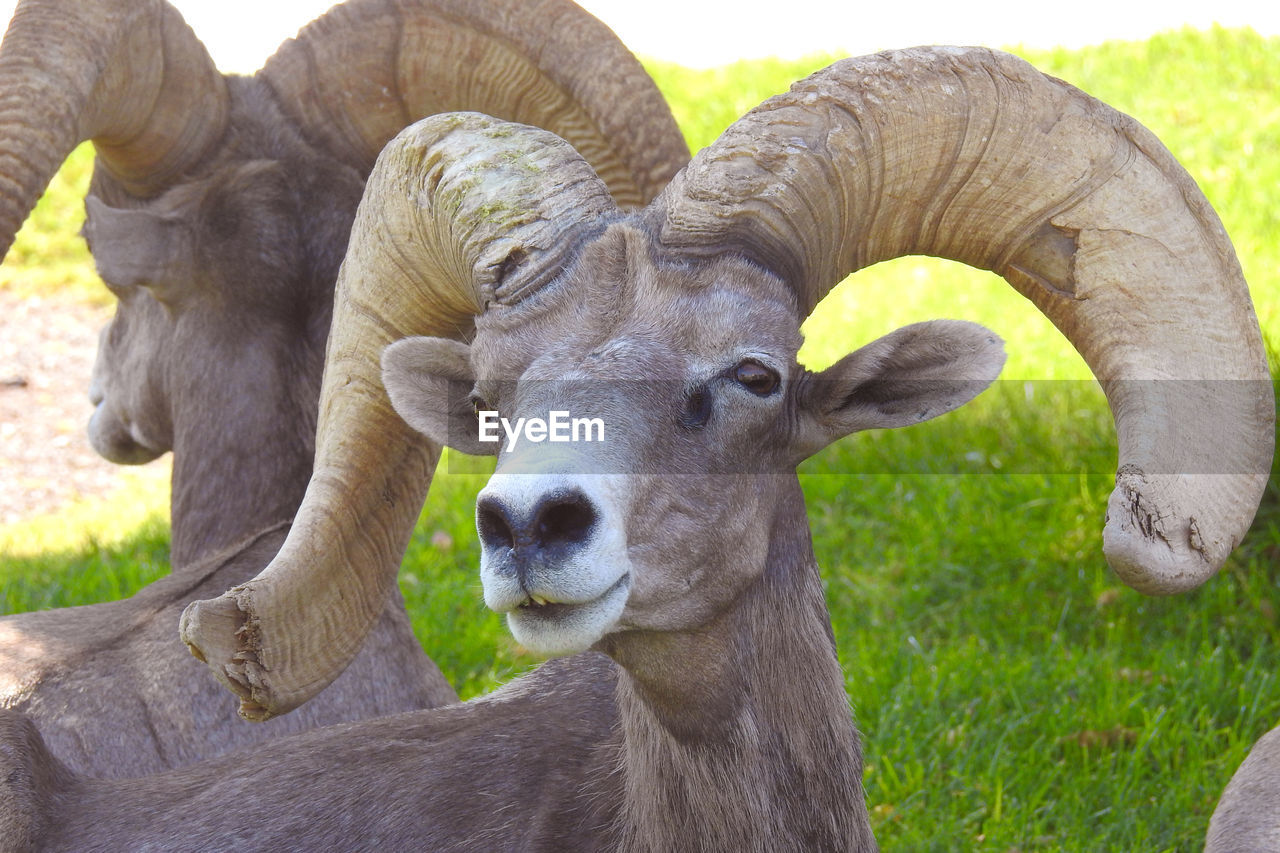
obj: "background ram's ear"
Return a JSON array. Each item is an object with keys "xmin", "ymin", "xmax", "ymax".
[
  {"xmin": 382, "ymin": 336, "xmax": 498, "ymax": 456},
  {"xmin": 82, "ymin": 195, "xmax": 192, "ymax": 303},
  {"xmin": 793, "ymin": 320, "xmax": 1006, "ymax": 458}
]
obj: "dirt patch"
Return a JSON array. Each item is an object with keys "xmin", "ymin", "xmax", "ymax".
[{"xmin": 0, "ymin": 288, "xmax": 170, "ymax": 526}]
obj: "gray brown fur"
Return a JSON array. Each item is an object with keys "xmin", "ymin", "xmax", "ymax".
[
  {"xmin": 0, "ymin": 525, "xmax": 451, "ymax": 781},
  {"xmin": 1207, "ymin": 726, "xmax": 1280, "ymax": 851}
]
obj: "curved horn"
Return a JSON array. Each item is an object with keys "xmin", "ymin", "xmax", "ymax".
[
  {"xmin": 0, "ymin": 0, "xmax": 229, "ymax": 256},
  {"xmin": 257, "ymin": 0, "xmax": 687, "ymax": 207},
  {"xmin": 180, "ymin": 113, "xmax": 618, "ymax": 719},
  {"xmin": 654, "ymin": 46, "xmax": 1273, "ymax": 595}
]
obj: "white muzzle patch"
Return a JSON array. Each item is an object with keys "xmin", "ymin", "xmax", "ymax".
[{"xmin": 476, "ymin": 470, "xmax": 632, "ymax": 656}]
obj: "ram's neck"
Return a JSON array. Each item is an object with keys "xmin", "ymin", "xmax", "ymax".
[
  {"xmin": 167, "ymin": 331, "xmax": 324, "ymax": 567},
  {"xmin": 606, "ymin": 479, "xmax": 876, "ymax": 852},
  {"xmin": 164, "ymin": 83, "xmax": 357, "ymax": 569}
]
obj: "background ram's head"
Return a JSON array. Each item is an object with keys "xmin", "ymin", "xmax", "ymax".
[{"xmin": 0, "ymin": 0, "xmax": 688, "ymax": 560}]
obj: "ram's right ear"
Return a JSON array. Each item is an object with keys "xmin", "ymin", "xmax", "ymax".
[{"xmin": 381, "ymin": 337, "xmax": 498, "ymax": 456}]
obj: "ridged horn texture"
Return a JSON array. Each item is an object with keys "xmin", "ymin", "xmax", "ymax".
[
  {"xmin": 180, "ymin": 114, "xmax": 618, "ymax": 719},
  {"xmin": 655, "ymin": 46, "xmax": 1273, "ymax": 595},
  {"xmin": 0, "ymin": 0, "xmax": 228, "ymax": 256},
  {"xmin": 257, "ymin": 0, "xmax": 687, "ymax": 208}
]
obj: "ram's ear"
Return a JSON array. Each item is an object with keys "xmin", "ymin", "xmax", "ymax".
[
  {"xmin": 793, "ymin": 320, "xmax": 1006, "ymax": 458},
  {"xmin": 82, "ymin": 195, "xmax": 193, "ymax": 304},
  {"xmin": 382, "ymin": 336, "xmax": 498, "ymax": 456}
]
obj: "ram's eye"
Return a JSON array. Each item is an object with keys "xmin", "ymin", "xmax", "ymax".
[
  {"xmin": 733, "ymin": 360, "xmax": 779, "ymax": 396},
  {"xmin": 469, "ymin": 393, "xmax": 490, "ymax": 417}
]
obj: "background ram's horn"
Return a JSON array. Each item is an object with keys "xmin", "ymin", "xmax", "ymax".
[
  {"xmin": 0, "ymin": 0, "xmax": 228, "ymax": 255},
  {"xmin": 258, "ymin": 0, "xmax": 687, "ymax": 208}
]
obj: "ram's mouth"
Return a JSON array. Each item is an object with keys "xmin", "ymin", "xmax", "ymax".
[
  {"xmin": 516, "ymin": 596, "xmax": 573, "ymax": 619},
  {"xmin": 516, "ymin": 573, "xmax": 630, "ymax": 614},
  {"xmin": 504, "ymin": 573, "xmax": 632, "ymax": 657},
  {"xmin": 87, "ymin": 405, "xmax": 166, "ymax": 466}
]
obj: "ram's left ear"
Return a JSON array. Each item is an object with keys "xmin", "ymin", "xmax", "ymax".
[{"xmin": 793, "ymin": 320, "xmax": 1006, "ymax": 459}]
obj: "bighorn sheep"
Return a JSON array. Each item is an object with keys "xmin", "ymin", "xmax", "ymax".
[
  {"xmin": 0, "ymin": 0, "xmax": 687, "ymax": 777},
  {"xmin": 1, "ymin": 46, "xmax": 1269, "ymax": 849}
]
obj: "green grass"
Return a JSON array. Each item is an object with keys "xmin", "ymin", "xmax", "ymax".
[{"xmin": 3, "ymin": 25, "xmax": 1280, "ymax": 851}]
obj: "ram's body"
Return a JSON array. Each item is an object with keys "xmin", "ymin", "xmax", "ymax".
[
  {"xmin": 0, "ymin": 526, "xmax": 450, "ymax": 778},
  {"xmin": 0, "ymin": 0, "xmax": 687, "ymax": 778}
]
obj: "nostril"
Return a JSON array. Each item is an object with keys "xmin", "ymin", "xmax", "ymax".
[
  {"xmin": 476, "ymin": 497, "xmax": 515, "ymax": 552},
  {"xmin": 478, "ymin": 489, "xmax": 599, "ymax": 559},
  {"xmin": 534, "ymin": 492, "xmax": 597, "ymax": 550}
]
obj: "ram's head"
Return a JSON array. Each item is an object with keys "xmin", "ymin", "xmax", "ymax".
[{"xmin": 182, "ymin": 48, "xmax": 1274, "ymax": 720}]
